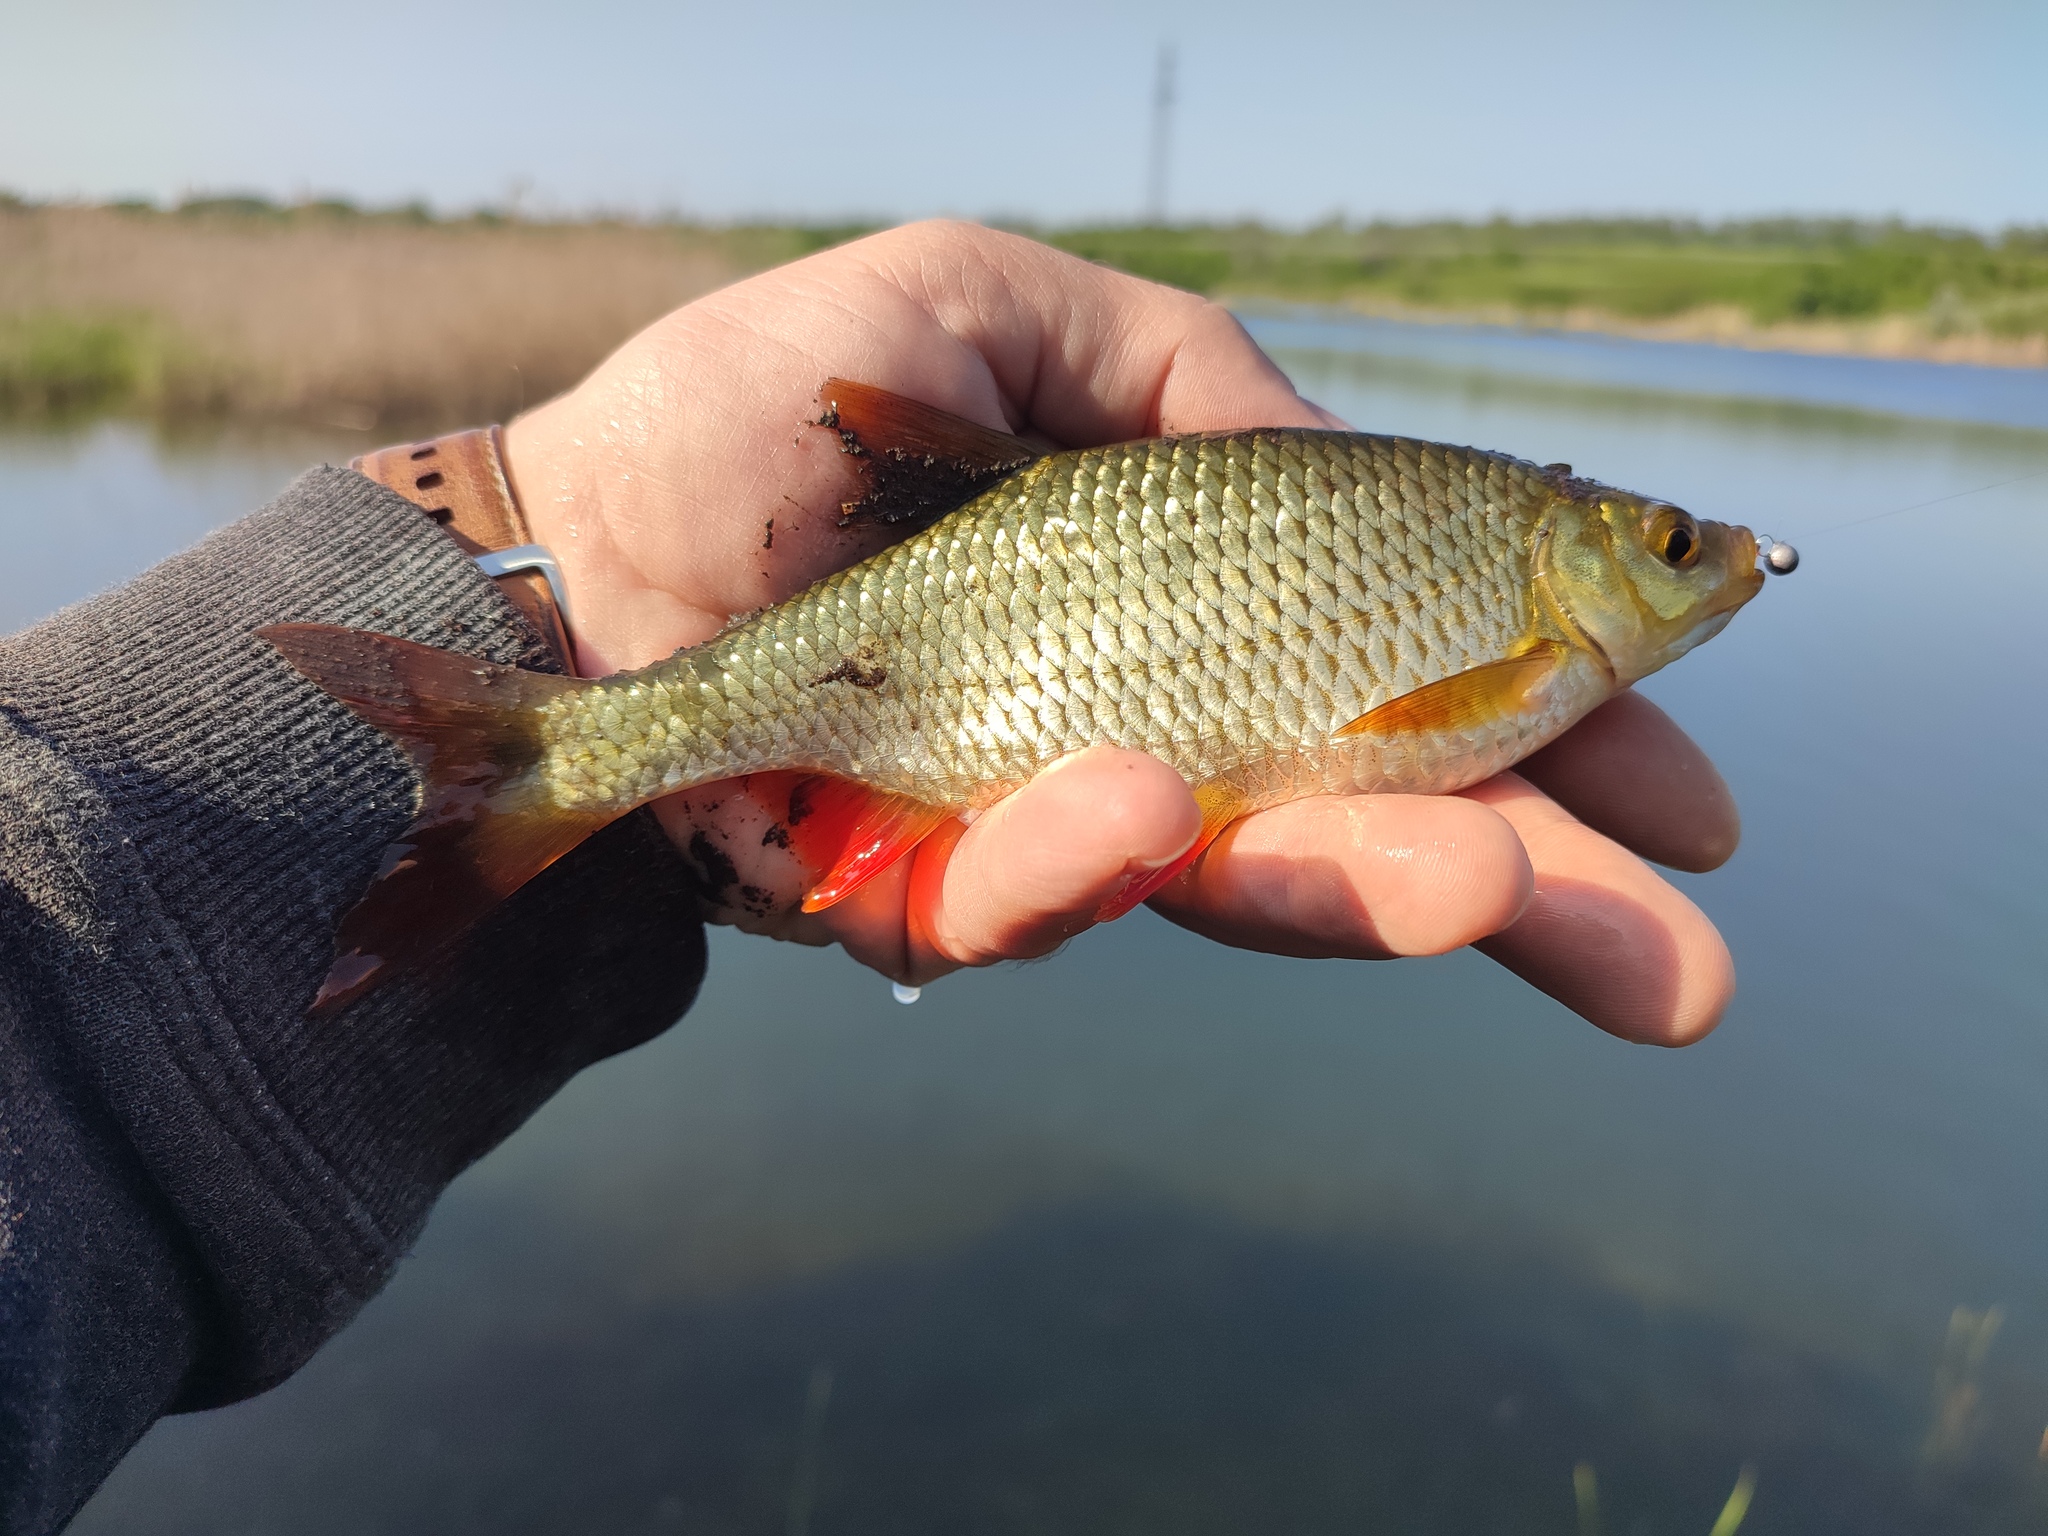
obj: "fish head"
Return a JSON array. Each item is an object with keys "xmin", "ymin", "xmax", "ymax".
[{"xmin": 1540, "ymin": 486, "xmax": 1765, "ymax": 685}]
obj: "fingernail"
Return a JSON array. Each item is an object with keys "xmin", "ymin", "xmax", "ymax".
[{"xmin": 1130, "ymin": 830, "xmax": 1199, "ymax": 873}]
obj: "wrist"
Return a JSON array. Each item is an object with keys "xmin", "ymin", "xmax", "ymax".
[
  {"xmin": 500, "ymin": 399, "xmax": 612, "ymax": 675},
  {"xmin": 349, "ymin": 425, "xmax": 575, "ymax": 671},
  {"xmin": 502, "ymin": 386, "xmax": 719, "ymax": 679}
]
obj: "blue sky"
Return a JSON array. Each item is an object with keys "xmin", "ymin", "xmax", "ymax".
[{"xmin": 4, "ymin": 0, "xmax": 2043, "ymax": 228}]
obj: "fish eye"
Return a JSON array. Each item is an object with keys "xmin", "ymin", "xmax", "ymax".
[{"xmin": 1645, "ymin": 507, "xmax": 1700, "ymax": 568}]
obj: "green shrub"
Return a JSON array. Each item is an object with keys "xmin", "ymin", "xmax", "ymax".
[
  {"xmin": 1051, "ymin": 230, "xmax": 1234, "ymax": 294},
  {"xmin": 1039, "ymin": 220, "xmax": 2048, "ymax": 338},
  {"xmin": 175, "ymin": 194, "xmax": 283, "ymax": 220},
  {"xmin": 0, "ymin": 313, "xmax": 157, "ymax": 415}
]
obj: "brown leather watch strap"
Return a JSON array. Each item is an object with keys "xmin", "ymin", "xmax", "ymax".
[{"xmin": 351, "ymin": 427, "xmax": 575, "ymax": 672}]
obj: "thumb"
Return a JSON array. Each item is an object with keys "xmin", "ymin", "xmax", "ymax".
[{"xmin": 903, "ymin": 746, "xmax": 1200, "ymax": 978}]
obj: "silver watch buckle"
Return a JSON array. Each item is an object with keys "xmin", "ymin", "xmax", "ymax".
[{"xmin": 475, "ymin": 543, "xmax": 575, "ymax": 633}]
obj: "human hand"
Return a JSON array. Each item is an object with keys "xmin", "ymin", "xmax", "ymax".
[{"xmin": 501, "ymin": 221, "xmax": 1739, "ymax": 1045}]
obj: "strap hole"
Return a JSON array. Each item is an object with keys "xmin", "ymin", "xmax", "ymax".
[
  {"xmin": 414, "ymin": 471, "xmax": 445, "ymax": 491},
  {"xmin": 409, "ymin": 445, "xmax": 438, "ymax": 461}
]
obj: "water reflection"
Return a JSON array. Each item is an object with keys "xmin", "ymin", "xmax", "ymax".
[
  {"xmin": 38, "ymin": 321, "xmax": 2048, "ymax": 1533},
  {"xmin": 70, "ymin": 1199, "xmax": 2043, "ymax": 1536},
  {"xmin": 1242, "ymin": 307, "xmax": 2048, "ymax": 432},
  {"xmin": 0, "ymin": 420, "xmax": 363, "ymax": 631}
]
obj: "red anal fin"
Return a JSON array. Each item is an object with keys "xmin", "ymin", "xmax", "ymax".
[
  {"xmin": 818, "ymin": 378, "xmax": 1042, "ymax": 529},
  {"xmin": 767, "ymin": 773, "xmax": 957, "ymax": 913},
  {"xmin": 1094, "ymin": 780, "xmax": 1250, "ymax": 923},
  {"xmin": 759, "ymin": 773, "xmax": 867, "ymax": 884},
  {"xmin": 1333, "ymin": 642, "xmax": 1568, "ymax": 739}
]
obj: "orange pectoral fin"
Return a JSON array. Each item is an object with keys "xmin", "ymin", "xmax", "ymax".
[
  {"xmin": 775, "ymin": 773, "xmax": 957, "ymax": 913},
  {"xmin": 1333, "ymin": 642, "xmax": 1568, "ymax": 740},
  {"xmin": 1094, "ymin": 780, "xmax": 1250, "ymax": 923}
]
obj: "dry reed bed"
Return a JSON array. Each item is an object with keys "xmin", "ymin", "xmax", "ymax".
[{"xmin": 0, "ymin": 208, "xmax": 767, "ymax": 430}]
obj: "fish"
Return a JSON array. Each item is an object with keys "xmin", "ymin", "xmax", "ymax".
[{"xmin": 262, "ymin": 380, "xmax": 1766, "ymax": 1010}]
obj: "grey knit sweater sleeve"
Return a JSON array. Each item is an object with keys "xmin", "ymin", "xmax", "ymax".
[{"xmin": 0, "ymin": 468, "xmax": 708, "ymax": 1532}]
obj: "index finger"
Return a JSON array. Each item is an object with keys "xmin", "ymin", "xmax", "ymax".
[
  {"xmin": 1513, "ymin": 690, "xmax": 1741, "ymax": 873},
  {"xmin": 1464, "ymin": 772, "xmax": 1736, "ymax": 1046},
  {"xmin": 840, "ymin": 221, "xmax": 1345, "ymax": 443}
]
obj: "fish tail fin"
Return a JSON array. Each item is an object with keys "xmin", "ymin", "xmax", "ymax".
[{"xmin": 259, "ymin": 623, "xmax": 616, "ymax": 1012}]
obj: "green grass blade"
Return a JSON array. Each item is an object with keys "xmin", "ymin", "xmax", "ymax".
[
  {"xmin": 1573, "ymin": 1462, "xmax": 1600, "ymax": 1536},
  {"xmin": 1707, "ymin": 1465, "xmax": 1758, "ymax": 1536}
]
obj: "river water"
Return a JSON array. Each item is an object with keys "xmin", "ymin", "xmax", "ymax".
[{"xmin": 24, "ymin": 319, "xmax": 2048, "ymax": 1534}]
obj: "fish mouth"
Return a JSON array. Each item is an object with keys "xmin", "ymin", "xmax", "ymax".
[{"xmin": 1716, "ymin": 524, "xmax": 1767, "ymax": 613}]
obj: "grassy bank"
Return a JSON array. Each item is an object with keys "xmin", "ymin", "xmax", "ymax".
[
  {"xmin": 1050, "ymin": 219, "xmax": 2048, "ymax": 367},
  {"xmin": 5, "ymin": 199, "xmax": 2044, "ymax": 432}
]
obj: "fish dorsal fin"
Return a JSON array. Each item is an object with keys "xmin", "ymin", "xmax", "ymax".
[
  {"xmin": 821, "ymin": 379, "xmax": 1038, "ymax": 471},
  {"xmin": 819, "ymin": 378, "xmax": 1042, "ymax": 529},
  {"xmin": 1333, "ymin": 642, "xmax": 1568, "ymax": 739}
]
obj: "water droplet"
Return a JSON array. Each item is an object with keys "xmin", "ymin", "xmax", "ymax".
[{"xmin": 891, "ymin": 981, "xmax": 922, "ymax": 1005}]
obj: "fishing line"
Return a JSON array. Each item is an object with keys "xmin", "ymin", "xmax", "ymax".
[{"xmin": 1780, "ymin": 464, "xmax": 2048, "ymax": 542}]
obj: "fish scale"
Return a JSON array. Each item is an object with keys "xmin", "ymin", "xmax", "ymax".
[{"xmin": 537, "ymin": 431, "xmax": 1569, "ymax": 813}]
